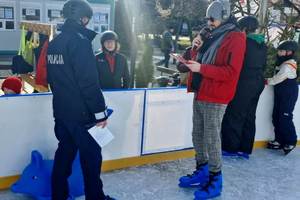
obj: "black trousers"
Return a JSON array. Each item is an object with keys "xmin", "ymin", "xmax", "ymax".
[
  {"xmin": 156, "ymin": 50, "xmax": 171, "ymax": 68},
  {"xmin": 163, "ymin": 50, "xmax": 171, "ymax": 68},
  {"xmin": 273, "ymin": 79, "xmax": 298, "ymax": 146},
  {"xmin": 221, "ymin": 78, "xmax": 264, "ymax": 154},
  {"xmin": 51, "ymin": 119, "xmax": 106, "ymax": 200}
]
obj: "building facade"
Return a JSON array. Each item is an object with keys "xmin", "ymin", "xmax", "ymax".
[{"xmin": 0, "ymin": 0, "xmax": 115, "ymax": 53}]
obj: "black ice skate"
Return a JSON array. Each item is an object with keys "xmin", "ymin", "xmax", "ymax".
[
  {"xmin": 283, "ymin": 144, "xmax": 296, "ymax": 155},
  {"xmin": 267, "ymin": 140, "xmax": 282, "ymax": 150}
]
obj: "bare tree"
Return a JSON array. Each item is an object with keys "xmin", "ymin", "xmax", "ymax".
[
  {"xmin": 230, "ymin": 0, "xmax": 260, "ymax": 16},
  {"xmin": 155, "ymin": 0, "xmax": 208, "ymax": 52}
]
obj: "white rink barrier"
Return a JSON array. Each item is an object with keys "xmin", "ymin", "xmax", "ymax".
[{"xmin": 0, "ymin": 86, "xmax": 299, "ymax": 177}]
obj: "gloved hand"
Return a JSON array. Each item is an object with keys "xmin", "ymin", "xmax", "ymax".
[
  {"xmin": 199, "ymin": 27, "xmax": 212, "ymax": 42},
  {"xmin": 192, "ymin": 35, "xmax": 202, "ymax": 51}
]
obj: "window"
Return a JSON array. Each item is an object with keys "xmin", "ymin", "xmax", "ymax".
[
  {"xmin": 20, "ymin": 2, "xmax": 42, "ymax": 22},
  {"xmin": 91, "ymin": 5, "xmax": 111, "ymax": 33},
  {"xmin": 90, "ymin": 11, "xmax": 109, "ymax": 33},
  {"xmin": 0, "ymin": 7, "xmax": 13, "ymax": 19},
  {"xmin": 100, "ymin": 24, "xmax": 108, "ymax": 32},
  {"xmin": 5, "ymin": 21, "xmax": 14, "ymax": 29},
  {"xmin": 45, "ymin": 3, "xmax": 64, "ymax": 33},
  {"xmin": 22, "ymin": 8, "xmax": 40, "ymax": 21},
  {"xmin": 0, "ymin": 6, "xmax": 15, "ymax": 30},
  {"xmin": 47, "ymin": 9, "xmax": 63, "ymax": 23},
  {"xmin": 93, "ymin": 13, "xmax": 109, "ymax": 33}
]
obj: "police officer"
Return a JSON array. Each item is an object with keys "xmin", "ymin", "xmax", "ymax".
[
  {"xmin": 96, "ymin": 31, "xmax": 130, "ymax": 89},
  {"xmin": 266, "ymin": 40, "xmax": 298, "ymax": 155},
  {"xmin": 221, "ymin": 16, "xmax": 267, "ymax": 158},
  {"xmin": 47, "ymin": 0, "xmax": 115, "ymax": 199}
]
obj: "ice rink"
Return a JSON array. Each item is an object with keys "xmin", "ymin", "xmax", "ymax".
[{"xmin": 1, "ymin": 148, "xmax": 300, "ymax": 200}]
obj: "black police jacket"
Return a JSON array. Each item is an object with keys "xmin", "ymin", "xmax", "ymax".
[{"xmin": 47, "ymin": 20, "xmax": 107, "ymax": 123}]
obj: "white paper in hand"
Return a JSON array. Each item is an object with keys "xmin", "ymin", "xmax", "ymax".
[{"xmin": 88, "ymin": 126, "xmax": 114, "ymax": 147}]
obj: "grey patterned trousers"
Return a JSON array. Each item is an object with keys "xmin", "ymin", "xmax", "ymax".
[{"xmin": 192, "ymin": 100, "xmax": 227, "ymax": 172}]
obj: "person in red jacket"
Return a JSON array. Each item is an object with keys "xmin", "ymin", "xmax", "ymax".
[{"xmin": 177, "ymin": 1, "xmax": 246, "ymax": 199}]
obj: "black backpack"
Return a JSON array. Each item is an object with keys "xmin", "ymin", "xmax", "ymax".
[{"xmin": 11, "ymin": 55, "xmax": 33, "ymax": 74}]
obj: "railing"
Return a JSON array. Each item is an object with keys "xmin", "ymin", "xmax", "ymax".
[{"xmin": 0, "ymin": 87, "xmax": 299, "ymax": 178}]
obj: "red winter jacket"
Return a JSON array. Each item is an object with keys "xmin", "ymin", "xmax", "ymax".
[
  {"xmin": 36, "ymin": 40, "xmax": 49, "ymax": 87},
  {"xmin": 187, "ymin": 31, "xmax": 246, "ymax": 104}
]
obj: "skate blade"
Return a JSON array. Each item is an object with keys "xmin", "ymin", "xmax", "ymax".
[{"xmin": 179, "ymin": 182, "xmax": 202, "ymax": 188}]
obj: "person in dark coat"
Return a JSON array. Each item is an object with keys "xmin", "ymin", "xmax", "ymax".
[
  {"xmin": 46, "ymin": 0, "xmax": 115, "ymax": 199},
  {"xmin": 96, "ymin": 31, "xmax": 130, "ymax": 89},
  {"xmin": 156, "ymin": 26, "xmax": 174, "ymax": 68},
  {"xmin": 266, "ymin": 40, "xmax": 298, "ymax": 155},
  {"xmin": 221, "ymin": 16, "xmax": 267, "ymax": 159}
]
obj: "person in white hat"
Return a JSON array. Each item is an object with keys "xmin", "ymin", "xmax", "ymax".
[{"xmin": 177, "ymin": 1, "xmax": 246, "ymax": 199}]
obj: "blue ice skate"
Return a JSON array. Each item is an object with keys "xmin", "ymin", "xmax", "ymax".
[
  {"xmin": 178, "ymin": 164, "xmax": 209, "ymax": 188},
  {"xmin": 194, "ymin": 172, "xmax": 222, "ymax": 200},
  {"xmin": 237, "ymin": 152, "xmax": 250, "ymax": 159},
  {"xmin": 222, "ymin": 150, "xmax": 239, "ymax": 157}
]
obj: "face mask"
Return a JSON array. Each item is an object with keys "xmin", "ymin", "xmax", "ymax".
[
  {"xmin": 80, "ymin": 17, "xmax": 90, "ymax": 27},
  {"xmin": 275, "ymin": 54, "xmax": 294, "ymax": 66}
]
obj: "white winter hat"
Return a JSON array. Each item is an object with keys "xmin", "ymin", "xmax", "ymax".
[{"xmin": 206, "ymin": 0, "xmax": 231, "ymax": 22}]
